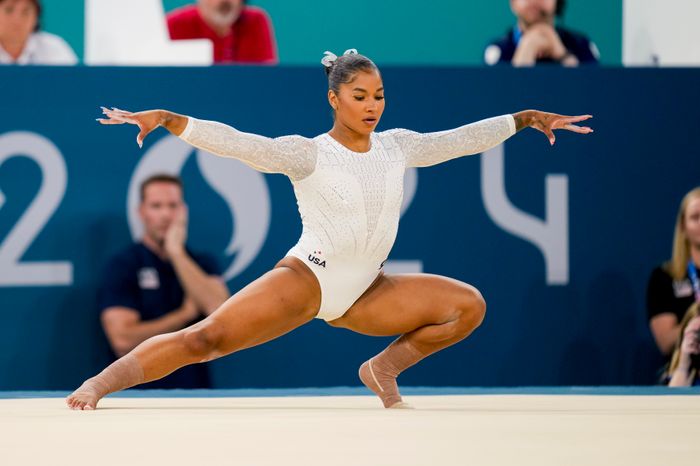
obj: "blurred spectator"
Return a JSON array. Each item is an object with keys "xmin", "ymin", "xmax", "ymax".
[
  {"xmin": 666, "ymin": 303, "xmax": 700, "ymax": 387},
  {"xmin": 99, "ymin": 174, "xmax": 229, "ymax": 388},
  {"xmin": 0, "ymin": 0, "xmax": 77, "ymax": 65},
  {"xmin": 484, "ymin": 0, "xmax": 599, "ymax": 66},
  {"xmin": 166, "ymin": 0, "xmax": 277, "ymax": 64},
  {"xmin": 647, "ymin": 187, "xmax": 700, "ymax": 357}
]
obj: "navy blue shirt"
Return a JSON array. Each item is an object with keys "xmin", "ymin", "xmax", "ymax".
[
  {"xmin": 484, "ymin": 26, "xmax": 599, "ymax": 66},
  {"xmin": 647, "ymin": 266, "xmax": 696, "ymax": 324},
  {"xmin": 99, "ymin": 243, "xmax": 221, "ymax": 389}
]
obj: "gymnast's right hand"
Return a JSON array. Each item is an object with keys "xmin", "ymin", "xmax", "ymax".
[
  {"xmin": 97, "ymin": 107, "xmax": 163, "ymax": 148},
  {"xmin": 97, "ymin": 107, "xmax": 188, "ymax": 148}
]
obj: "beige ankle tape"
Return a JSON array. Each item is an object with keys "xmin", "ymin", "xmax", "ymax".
[
  {"xmin": 84, "ymin": 354, "xmax": 145, "ymax": 398},
  {"xmin": 381, "ymin": 337, "xmax": 426, "ymax": 375},
  {"xmin": 359, "ymin": 337, "xmax": 426, "ymax": 408}
]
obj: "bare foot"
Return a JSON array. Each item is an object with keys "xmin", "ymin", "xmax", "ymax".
[
  {"xmin": 65, "ymin": 379, "xmax": 106, "ymax": 410},
  {"xmin": 359, "ymin": 359, "xmax": 412, "ymax": 409}
]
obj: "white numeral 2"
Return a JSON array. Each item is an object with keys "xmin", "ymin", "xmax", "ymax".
[{"xmin": 0, "ymin": 132, "xmax": 73, "ymax": 286}]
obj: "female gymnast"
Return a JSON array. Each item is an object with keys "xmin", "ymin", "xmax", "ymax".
[{"xmin": 67, "ymin": 50, "xmax": 592, "ymax": 410}]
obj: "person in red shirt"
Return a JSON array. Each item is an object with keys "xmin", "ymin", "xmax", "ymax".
[{"xmin": 166, "ymin": 0, "xmax": 277, "ymax": 64}]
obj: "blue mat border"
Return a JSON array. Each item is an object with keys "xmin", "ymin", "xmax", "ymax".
[{"xmin": 1, "ymin": 386, "xmax": 698, "ymax": 399}]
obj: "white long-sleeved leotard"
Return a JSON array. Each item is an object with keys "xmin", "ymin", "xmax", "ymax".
[{"xmin": 179, "ymin": 115, "xmax": 516, "ymax": 320}]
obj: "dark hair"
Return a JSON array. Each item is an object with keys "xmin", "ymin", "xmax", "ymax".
[
  {"xmin": 0, "ymin": 0, "xmax": 42, "ymax": 31},
  {"xmin": 33, "ymin": 0, "xmax": 41, "ymax": 31},
  {"xmin": 323, "ymin": 51, "xmax": 379, "ymax": 95},
  {"xmin": 556, "ymin": 0, "xmax": 566, "ymax": 17},
  {"xmin": 140, "ymin": 174, "xmax": 183, "ymax": 202}
]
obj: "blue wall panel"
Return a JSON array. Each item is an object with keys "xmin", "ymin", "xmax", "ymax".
[{"xmin": 0, "ymin": 67, "xmax": 697, "ymax": 389}]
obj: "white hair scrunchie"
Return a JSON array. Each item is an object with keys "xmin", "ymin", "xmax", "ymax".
[
  {"xmin": 321, "ymin": 49, "xmax": 359, "ymax": 68},
  {"xmin": 321, "ymin": 51, "xmax": 338, "ymax": 68}
]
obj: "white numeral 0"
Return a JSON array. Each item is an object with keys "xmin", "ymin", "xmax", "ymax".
[{"xmin": 0, "ymin": 132, "xmax": 73, "ymax": 286}]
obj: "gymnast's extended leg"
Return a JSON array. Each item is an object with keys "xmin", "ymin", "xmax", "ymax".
[{"xmin": 66, "ymin": 257, "xmax": 320, "ymax": 410}]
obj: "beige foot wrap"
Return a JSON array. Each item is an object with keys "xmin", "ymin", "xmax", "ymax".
[
  {"xmin": 359, "ymin": 337, "xmax": 425, "ymax": 408},
  {"xmin": 67, "ymin": 354, "xmax": 144, "ymax": 410}
]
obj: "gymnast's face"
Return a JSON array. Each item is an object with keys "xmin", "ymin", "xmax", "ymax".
[
  {"xmin": 0, "ymin": 0, "xmax": 38, "ymax": 45},
  {"xmin": 684, "ymin": 196, "xmax": 700, "ymax": 249},
  {"xmin": 139, "ymin": 182, "xmax": 185, "ymax": 245},
  {"xmin": 330, "ymin": 70, "xmax": 385, "ymax": 136}
]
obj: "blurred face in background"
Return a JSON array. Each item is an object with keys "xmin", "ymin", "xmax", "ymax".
[
  {"xmin": 684, "ymin": 196, "xmax": 700, "ymax": 250},
  {"xmin": 197, "ymin": 0, "xmax": 243, "ymax": 29},
  {"xmin": 0, "ymin": 0, "xmax": 38, "ymax": 46},
  {"xmin": 510, "ymin": 0, "xmax": 557, "ymax": 27},
  {"xmin": 139, "ymin": 182, "xmax": 184, "ymax": 246}
]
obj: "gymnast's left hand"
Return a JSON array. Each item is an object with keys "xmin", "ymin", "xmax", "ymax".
[
  {"xmin": 513, "ymin": 110, "xmax": 593, "ymax": 146},
  {"xmin": 97, "ymin": 107, "xmax": 163, "ymax": 148}
]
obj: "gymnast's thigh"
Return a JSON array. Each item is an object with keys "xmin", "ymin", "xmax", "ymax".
[
  {"xmin": 328, "ymin": 273, "xmax": 482, "ymax": 337},
  {"xmin": 201, "ymin": 257, "xmax": 322, "ymax": 352}
]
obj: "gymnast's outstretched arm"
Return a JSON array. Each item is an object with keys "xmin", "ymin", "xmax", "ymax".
[
  {"xmin": 389, "ymin": 110, "xmax": 593, "ymax": 168},
  {"xmin": 97, "ymin": 107, "xmax": 317, "ymax": 181}
]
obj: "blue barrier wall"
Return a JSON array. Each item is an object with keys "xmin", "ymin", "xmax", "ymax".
[{"xmin": 0, "ymin": 67, "xmax": 697, "ymax": 390}]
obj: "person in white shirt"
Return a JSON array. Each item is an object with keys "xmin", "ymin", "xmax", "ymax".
[
  {"xmin": 0, "ymin": 0, "xmax": 77, "ymax": 65},
  {"xmin": 67, "ymin": 50, "xmax": 593, "ymax": 410}
]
